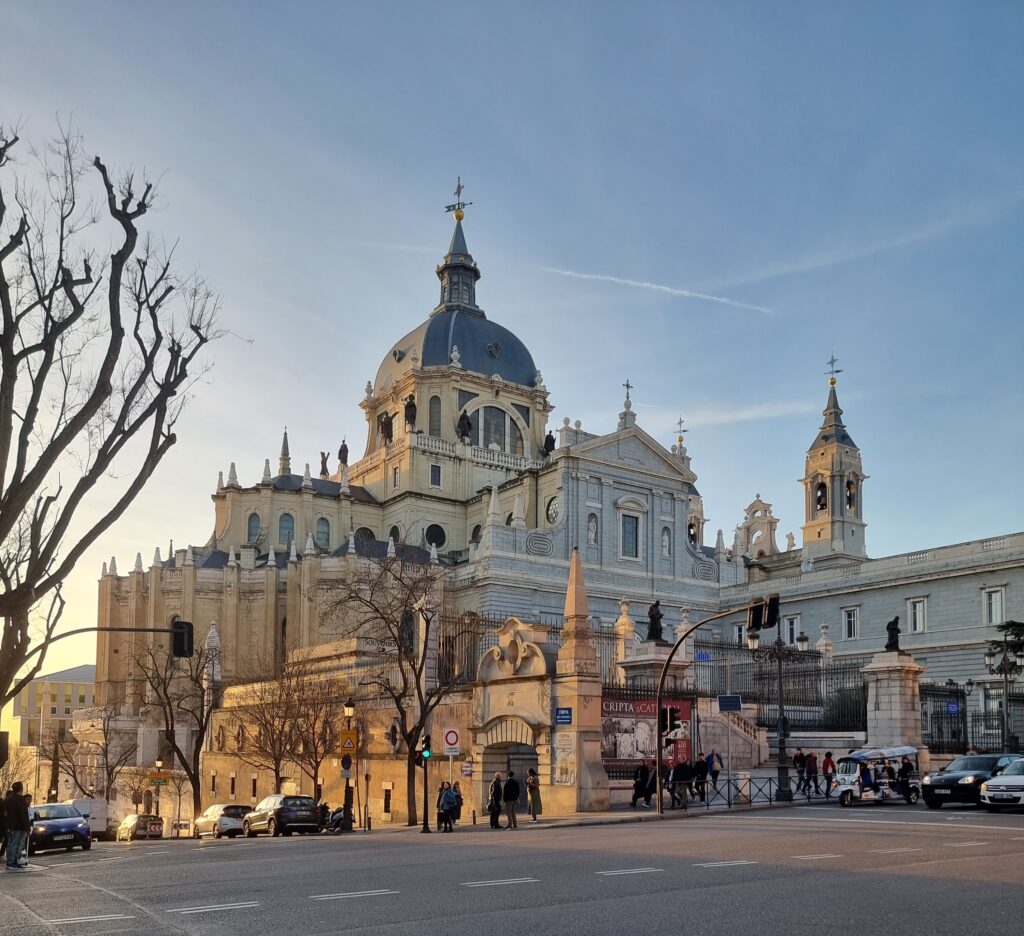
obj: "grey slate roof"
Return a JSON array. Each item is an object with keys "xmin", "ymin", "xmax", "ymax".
[
  {"xmin": 36, "ymin": 664, "xmax": 95, "ymax": 683},
  {"xmin": 809, "ymin": 384, "xmax": 857, "ymax": 451},
  {"xmin": 270, "ymin": 474, "xmax": 377, "ymax": 504}
]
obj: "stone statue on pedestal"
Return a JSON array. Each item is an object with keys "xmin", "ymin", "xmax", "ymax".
[
  {"xmin": 646, "ymin": 600, "xmax": 664, "ymax": 642},
  {"xmin": 338, "ymin": 438, "xmax": 349, "ymax": 466},
  {"xmin": 404, "ymin": 394, "xmax": 417, "ymax": 430},
  {"xmin": 457, "ymin": 409, "xmax": 473, "ymax": 442},
  {"xmin": 884, "ymin": 615, "xmax": 901, "ymax": 653}
]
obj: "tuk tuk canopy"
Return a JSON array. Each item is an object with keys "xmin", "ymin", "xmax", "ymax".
[{"xmin": 838, "ymin": 745, "xmax": 920, "ymax": 763}]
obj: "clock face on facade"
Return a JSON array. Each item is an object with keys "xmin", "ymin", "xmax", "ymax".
[{"xmin": 546, "ymin": 497, "xmax": 560, "ymax": 524}]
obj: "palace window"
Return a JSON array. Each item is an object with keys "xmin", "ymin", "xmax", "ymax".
[
  {"xmin": 428, "ymin": 396, "xmax": 442, "ymax": 437},
  {"xmin": 784, "ymin": 615, "xmax": 800, "ymax": 645},
  {"xmin": 392, "ymin": 466, "xmax": 400, "ymax": 489},
  {"xmin": 315, "ymin": 518, "xmax": 330, "ymax": 550},
  {"xmin": 842, "ymin": 607, "xmax": 859, "ymax": 640},
  {"xmin": 983, "ymin": 587, "xmax": 1004, "ymax": 626},
  {"xmin": 278, "ymin": 513, "xmax": 294, "ymax": 546},
  {"xmin": 621, "ymin": 515, "xmax": 639, "ymax": 560},
  {"xmin": 908, "ymin": 598, "xmax": 927, "ymax": 633},
  {"xmin": 247, "ymin": 512, "xmax": 261, "ymax": 543}
]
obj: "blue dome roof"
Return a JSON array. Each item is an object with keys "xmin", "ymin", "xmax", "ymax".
[{"xmin": 374, "ymin": 309, "xmax": 537, "ymax": 393}]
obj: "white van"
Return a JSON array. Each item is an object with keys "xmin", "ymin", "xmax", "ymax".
[{"xmin": 62, "ymin": 798, "xmax": 111, "ymax": 840}]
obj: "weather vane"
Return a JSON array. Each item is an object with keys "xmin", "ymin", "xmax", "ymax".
[
  {"xmin": 444, "ymin": 176, "xmax": 472, "ymax": 220},
  {"xmin": 825, "ymin": 353, "xmax": 843, "ymax": 386}
]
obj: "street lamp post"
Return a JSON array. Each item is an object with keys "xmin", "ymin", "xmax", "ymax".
[
  {"xmin": 343, "ymin": 698, "xmax": 355, "ymax": 831},
  {"xmin": 154, "ymin": 758, "xmax": 163, "ymax": 817},
  {"xmin": 746, "ymin": 627, "xmax": 810, "ymax": 802},
  {"xmin": 983, "ymin": 637, "xmax": 1024, "ymax": 754}
]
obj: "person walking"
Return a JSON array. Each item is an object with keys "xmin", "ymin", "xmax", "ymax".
[
  {"xmin": 821, "ymin": 751, "xmax": 837, "ymax": 801},
  {"xmin": 668, "ymin": 760, "xmax": 690, "ymax": 809},
  {"xmin": 793, "ymin": 748, "xmax": 807, "ymax": 794},
  {"xmin": 488, "ymin": 773, "xmax": 504, "ymax": 830},
  {"xmin": 452, "ymin": 781, "xmax": 464, "ymax": 825},
  {"xmin": 5, "ymin": 782, "xmax": 30, "ymax": 870},
  {"xmin": 525, "ymin": 768, "xmax": 542, "ymax": 823},
  {"xmin": 707, "ymin": 750, "xmax": 723, "ymax": 791},
  {"xmin": 502, "ymin": 770, "xmax": 520, "ymax": 829},
  {"xmin": 440, "ymin": 784, "xmax": 457, "ymax": 832},
  {"xmin": 0, "ymin": 788, "xmax": 7, "ymax": 859},
  {"xmin": 631, "ymin": 760, "xmax": 650, "ymax": 808},
  {"xmin": 693, "ymin": 754, "xmax": 709, "ymax": 803},
  {"xmin": 804, "ymin": 751, "xmax": 820, "ymax": 795}
]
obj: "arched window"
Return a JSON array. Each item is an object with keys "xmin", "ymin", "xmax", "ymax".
[
  {"xmin": 482, "ymin": 406, "xmax": 506, "ymax": 450},
  {"xmin": 470, "ymin": 524, "xmax": 482, "ymax": 544},
  {"xmin": 389, "ymin": 525, "xmax": 401, "ymax": 543},
  {"xmin": 846, "ymin": 479, "xmax": 857, "ymax": 512},
  {"xmin": 505, "ymin": 513, "xmax": 514, "ymax": 526},
  {"xmin": 815, "ymin": 482, "xmax": 828, "ymax": 511},
  {"xmin": 354, "ymin": 527, "xmax": 376, "ymax": 553},
  {"xmin": 315, "ymin": 518, "xmax": 330, "ymax": 549},
  {"xmin": 428, "ymin": 396, "xmax": 442, "ymax": 437},
  {"xmin": 247, "ymin": 512, "xmax": 260, "ymax": 543},
  {"xmin": 510, "ymin": 421, "xmax": 524, "ymax": 456},
  {"xmin": 278, "ymin": 513, "xmax": 294, "ymax": 545},
  {"xmin": 688, "ymin": 522, "xmax": 698, "ymax": 545}
]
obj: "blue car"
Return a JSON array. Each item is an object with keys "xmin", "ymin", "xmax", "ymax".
[{"xmin": 29, "ymin": 803, "xmax": 93, "ymax": 855}]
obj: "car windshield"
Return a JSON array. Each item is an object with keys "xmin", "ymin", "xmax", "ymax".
[
  {"xmin": 221, "ymin": 806, "xmax": 249, "ymax": 817},
  {"xmin": 945, "ymin": 757, "xmax": 998, "ymax": 772},
  {"xmin": 1000, "ymin": 760, "xmax": 1024, "ymax": 777},
  {"xmin": 33, "ymin": 804, "xmax": 80, "ymax": 820},
  {"xmin": 283, "ymin": 797, "xmax": 315, "ymax": 808}
]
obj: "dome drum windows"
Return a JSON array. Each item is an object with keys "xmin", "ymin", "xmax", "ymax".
[
  {"xmin": 315, "ymin": 517, "xmax": 330, "ymax": 549},
  {"xmin": 468, "ymin": 405, "xmax": 526, "ymax": 457},
  {"xmin": 428, "ymin": 396, "xmax": 442, "ymax": 437},
  {"xmin": 246, "ymin": 512, "xmax": 261, "ymax": 544},
  {"xmin": 278, "ymin": 513, "xmax": 294, "ymax": 546}
]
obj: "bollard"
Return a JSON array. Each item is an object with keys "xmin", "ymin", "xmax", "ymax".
[
  {"xmin": 472, "ymin": 809, "xmax": 477, "ymax": 826},
  {"xmin": 366, "ymin": 814, "xmax": 372, "ymax": 832}
]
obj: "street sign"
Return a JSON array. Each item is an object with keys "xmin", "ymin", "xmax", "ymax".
[
  {"xmin": 443, "ymin": 728, "xmax": 460, "ymax": 756},
  {"xmin": 338, "ymin": 729, "xmax": 358, "ymax": 754},
  {"xmin": 555, "ymin": 707, "xmax": 572, "ymax": 725},
  {"xmin": 148, "ymin": 771, "xmax": 171, "ymax": 784},
  {"xmin": 340, "ymin": 769, "xmax": 352, "ymax": 780},
  {"xmin": 461, "ymin": 761, "xmax": 473, "ymax": 777},
  {"xmin": 341, "ymin": 754, "xmax": 353, "ymax": 771},
  {"xmin": 946, "ymin": 701, "xmax": 960, "ymax": 715},
  {"xmin": 718, "ymin": 694, "xmax": 743, "ymax": 713}
]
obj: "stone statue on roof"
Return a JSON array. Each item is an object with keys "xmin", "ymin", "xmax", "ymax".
[
  {"xmin": 404, "ymin": 394, "xmax": 417, "ymax": 430},
  {"xmin": 338, "ymin": 437, "xmax": 349, "ymax": 466},
  {"xmin": 319, "ymin": 451, "xmax": 330, "ymax": 479},
  {"xmin": 457, "ymin": 409, "xmax": 473, "ymax": 442}
]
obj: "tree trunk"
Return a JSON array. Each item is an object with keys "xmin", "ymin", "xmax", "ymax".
[{"xmin": 406, "ymin": 754, "xmax": 418, "ymax": 826}]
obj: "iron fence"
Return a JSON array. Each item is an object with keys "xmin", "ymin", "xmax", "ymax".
[
  {"xmin": 969, "ymin": 697, "xmax": 1024, "ymax": 753},
  {"xmin": 920, "ymin": 682, "xmax": 969, "ymax": 754}
]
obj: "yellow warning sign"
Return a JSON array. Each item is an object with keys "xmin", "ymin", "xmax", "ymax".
[{"xmin": 338, "ymin": 729, "xmax": 358, "ymax": 753}]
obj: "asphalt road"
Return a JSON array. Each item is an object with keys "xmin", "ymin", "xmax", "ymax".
[{"xmin": 3, "ymin": 804, "xmax": 1024, "ymax": 936}]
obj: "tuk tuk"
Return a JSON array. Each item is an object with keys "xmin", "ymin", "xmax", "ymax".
[{"xmin": 834, "ymin": 745, "xmax": 921, "ymax": 807}]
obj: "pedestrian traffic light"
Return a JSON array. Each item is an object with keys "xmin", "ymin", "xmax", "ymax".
[
  {"xmin": 421, "ymin": 734, "xmax": 432, "ymax": 761},
  {"xmin": 764, "ymin": 594, "xmax": 781, "ymax": 631},
  {"xmin": 747, "ymin": 599, "xmax": 765, "ymax": 632},
  {"xmin": 171, "ymin": 619, "xmax": 194, "ymax": 657}
]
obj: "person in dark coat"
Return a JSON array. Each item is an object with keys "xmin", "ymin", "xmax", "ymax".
[
  {"xmin": 668, "ymin": 760, "xmax": 691, "ymax": 809},
  {"xmin": 804, "ymin": 751, "xmax": 820, "ymax": 795},
  {"xmin": 452, "ymin": 781, "xmax": 464, "ymax": 824},
  {"xmin": 631, "ymin": 760, "xmax": 651, "ymax": 808},
  {"xmin": 502, "ymin": 771, "xmax": 521, "ymax": 829},
  {"xmin": 0, "ymin": 789, "xmax": 7, "ymax": 858},
  {"xmin": 693, "ymin": 754, "xmax": 709, "ymax": 802},
  {"xmin": 488, "ymin": 773, "xmax": 503, "ymax": 830},
  {"xmin": 5, "ymin": 782, "xmax": 30, "ymax": 869}
]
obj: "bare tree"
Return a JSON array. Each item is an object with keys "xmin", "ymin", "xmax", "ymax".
[
  {"xmin": 166, "ymin": 769, "xmax": 192, "ymax": 837},
  {"xmin": 52, "ymin": 705, "xmax": 137, "ymax": 801},
  {"xmin": 136, "ymin": 642, "xmax": 219, "ymax": 817},
  {"xmin": 292, "ymin": 670, "xmax": 346, "ymax": 801},
  {"xmin": 0, "ymin": 124, "xmax": 219, "ymax": 709},
  {"xmin": 117, "ymin": 766, "xmax": 151, "ymax": 814},
  {"xmin": 0, "ymin": 741, "xmax": 34, "ymax": 793},
  {"xmin": 230, "ymin": 664, "xmax": 303, "ymax": 795},
  {"xmin": 319, "ymin": 547, "xmax": 480, "ymax": 825}
]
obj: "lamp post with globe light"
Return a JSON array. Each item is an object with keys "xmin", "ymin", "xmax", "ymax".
[{"xmin": 983, "ymin": 637, "xmax": 1024, "ymax": 754}]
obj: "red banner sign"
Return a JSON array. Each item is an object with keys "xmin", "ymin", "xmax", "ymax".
[{"xmin": 601, "ymin": 697, "xmax": 693, "ymax": 771}]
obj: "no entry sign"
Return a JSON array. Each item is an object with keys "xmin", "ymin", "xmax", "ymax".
[{"xmin": 443, "ymin": 728, "xmax": 461, "ymax": 756}]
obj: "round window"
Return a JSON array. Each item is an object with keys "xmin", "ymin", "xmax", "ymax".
[{"xmin": 425, "ymin": 524, "xmax": 446, "ymax": 549}]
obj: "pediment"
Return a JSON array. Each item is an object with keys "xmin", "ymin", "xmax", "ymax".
[{"xmin": 567, "ymin": 427, "xmax": 696, "ymax": 483}]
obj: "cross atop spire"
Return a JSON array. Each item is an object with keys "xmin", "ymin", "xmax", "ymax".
[
  {"xmin": 623, "ymin": 378, "xmax": 633, "ymax": 402},
  {"xmin": 825, "ymin": 353, "xmax": 843, "ymax": 386}
]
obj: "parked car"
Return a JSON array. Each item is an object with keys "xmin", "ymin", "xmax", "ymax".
[
  {"xmin": 922, "ymin": 754, "xmax": 1023, "ymax": 808},
  {"xmin": 242, "ymin": 795, "xmax": 319, "ymax": 837},
  {"xmin": 115, "ymin": 813, "xmax": 165, "ymax": 841},
  {"xmin": 980, "ymin": 758, "xmax": 1024, "ymax": 811},
  {"xmin": 63, "ymin": 798, "xmax": 112, "ymax": 841},
  {"xmin": 28, "ymin": 803, "xmax": 93, "ymax": 855},
  {"xmin": 193, "ymin": 804, "xmax": 249, "ymax": 839}
]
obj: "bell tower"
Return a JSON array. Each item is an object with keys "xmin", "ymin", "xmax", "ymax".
[{"xmin": 801, "ymin": 358, "xmax": 867, "ymax": 560}]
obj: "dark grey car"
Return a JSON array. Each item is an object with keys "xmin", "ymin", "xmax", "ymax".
[{"xmin": 242, "ymin": 795, "xmax": 319, "ymax": 837}]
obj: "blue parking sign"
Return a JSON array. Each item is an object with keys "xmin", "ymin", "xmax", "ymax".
[{"xmin": 555, "ymin": 707, "xmax": 572, "ymax": 725}]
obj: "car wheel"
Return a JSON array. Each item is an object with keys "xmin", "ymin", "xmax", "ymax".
[
  {"xmin": 906, "ymin": 789, "xmax": 920, "ymax": 805},
  {"xmin": 213, "ymin": 824, "xmax": 222, "ymax": 839},
  {"xmin": 839, "ymin": 790, "xmax": 852, "ymax": 808},
  {"xmin": 268, "ymin": 819, "xmax": 278, "ymax": 837},
  {"xmin": 193, "ymin": 826, "xmax": 202, "ymax": 840},
  {"xmin": 925, "ymin": 799, "xmax": 941, "ymax": 809},
  {"xmin": 243, "ymin": 821, "xmax": 255, "ymax": 838},
  {"xmin": 985, "ymin": 805, "xmax": 1002, "ymax": 813},
  {"xmin": 82, "ymin": 840, "xmax": 91, "ymax": 851}
]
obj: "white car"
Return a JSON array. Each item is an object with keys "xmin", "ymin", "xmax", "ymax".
[
  {"xmin": 980, "ymin": 759, "xmax": 1024, "ymax": 811},
  {"xmin": 193, "ymin": 804, "xmax": 249, "ymax": 839}
]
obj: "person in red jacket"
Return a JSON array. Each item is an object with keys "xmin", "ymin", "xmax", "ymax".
[{"xmin": 821, "ymin": 752, "xmax": 837, "ymax": 800}]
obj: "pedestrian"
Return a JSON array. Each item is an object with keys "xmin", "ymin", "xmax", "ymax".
[
  {"xmin": 502, "ymin": 770, "xmax": 520, "ymax": 829},
  {"xmin": 645, "ymin": 761, "xmax": 662, "ymax": 808},
  {"xmin": 0, "ymin": 788, "xmax": 7, "ymax": 859},
  {"xmin": 526, "ymin": 768, "xmax": 542, "ymax": 823},
  {"xmin": 693, "ymin": 754, "xmax": 709, "ymax": 802},
  {"xmin": 488, "ymin": 773, "xmax": 503, "ymax": 830},
  {"xmin": 668, "ymin": 760, "xmax": 690, "ymax": 809},
  {"xmin": 707, "ymin": 750, "xmax": 723, "ymax": 791},
  {"xmin": 319, "ymin": 801, "xmax": 329, "ymax": 831},
  {"xmin": 804, "ymin": 751, "xmax": 820, "ymax": 795},
  {"xmin": 435, "ymin": 781, "xmax": 448, "ymax": 831},
  {"xmin": 440, "ymin": 784, "xmax": 457, "ymax": 832},
  {"xmin": 452, "ymin": 781, "xmax": 463, "ymax": 824},
  {"xmin": 4, "ymin": 782, "xmax": 30, "ymax": 870},
  {"xmin": 898, "ymin": 755, "xmax": 914, "ymax": 798},
  {"xmin": 821, "ymin": 751, "xmax": 837, "ymax": 800},
  {"xmin": 793, "ymin": 748, "xmax": 807, "ymax": 794},
  {"xmin": 631, "ymin": 760, "xmax": 650, "ymax": 808}
]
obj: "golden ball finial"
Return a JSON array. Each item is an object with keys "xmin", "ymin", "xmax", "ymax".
[
  {"xmin": 454, "ymin": 208, "xmax": 464, "ymax": 222},
  {"xmin": 829, "ymin": 376, "xmax": 837, "ymax": 387}
]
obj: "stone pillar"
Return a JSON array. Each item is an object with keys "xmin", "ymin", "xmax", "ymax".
[{"xmin": 861, "ymin": 650, "xmax": 925, "ymax": 753}]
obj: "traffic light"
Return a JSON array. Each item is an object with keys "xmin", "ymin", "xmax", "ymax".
[
  {"xmin": 764, "ymin": 594, "xmax": 781, "ymax": 631},
  {"xmin": 747, "ymin": 599, "xmax": 765, "ymax": 632},
  {"xmin": 416, "ymin": 734, "xmax": 432, "ymax": 767},
  {"xmin": 171, "ymin": 620, "xmax": 194, "ymax": 657},
  {"xmin": 660, "ymin": 707, "xmax": 681, "ymax": 748}
]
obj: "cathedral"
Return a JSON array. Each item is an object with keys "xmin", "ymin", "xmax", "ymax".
[{"xmin": 91, "ymin": 205, "xmax": 1023, "ymax": 822}]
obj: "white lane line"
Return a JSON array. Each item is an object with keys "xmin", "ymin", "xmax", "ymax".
[
  {"xmin": 462, "ymin": 877, "xmax": 539, "ymax": 887},
  {"xmin": 870, "ymin": 848, "xmax": 922, "ymax": 854},
  {"xmin": 793, "ymin": 854, "xmax": 843, "ymax": 860},
  {"xmin": 596, "ymin": 868, "xmax": 662, "ymax": 876},
  {"xmin": 694, "ymin": 860, "xmax": 759, "ymax": 868},
  {"xmin": 707, "ymin": 814, "xmax": 1017, "ymax": 833},
  {"xmin": 946, "ymin": 842, "xmax": 988, "ymax": 847},
  {"xmin": 46, "ymin": 914, "xmax": 136, "ymax": 924},
  {"xmin": 96, "ymin": 856, "xmax": 127, "ymax": 861},
  {"xmin": 310, "ymin": 890, "xmax": 399, "ymax": 901},
  {"xmin": 167, "ymin": 902, "xmax": 259, "ymax": 914}
]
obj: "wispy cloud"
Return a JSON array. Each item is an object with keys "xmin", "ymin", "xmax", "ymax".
[
  {"xmin": 541, "ymin": 267, "xmax": 773, "ymax": 315},
  {"xmin": 685, "ymin": 400, "xmax": 820, "ymax": 429}
]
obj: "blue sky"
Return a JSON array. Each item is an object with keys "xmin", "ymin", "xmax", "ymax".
[{"xmin": 3, "ymin": 1, "xmax": 1022, "ymax": 673}]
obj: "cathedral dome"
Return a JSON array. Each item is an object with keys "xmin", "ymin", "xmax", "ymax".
[{"xmin": 373, "ymin": 216, "xmax": 538, "ymax": 394}]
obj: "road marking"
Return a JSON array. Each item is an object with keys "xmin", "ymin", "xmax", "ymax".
[
  {"xmin": 869, "ymin": 847, "xmax": 922, "ymax": 853},
  {"xmin": 46, "ymin": 914, "xmax": 136, "ymax": 924},
  {"xmin": 596, "ymin": 868, "xmax": 662, "ymax": 876},
  {"xmin": 462, "ymin": 877, "xmax": 539, "ymax": 887},
  {"xmin": 167, "ymin": 902, "xmax": 259, "ymax": 914},
  {"xmin": 793, "ymin": 854, "xmax": 842, "ymax": 860},
  {"xmin": 946, "ymin": 842, "xmax": 988, "ymax": 847},
  {"xmin": 708, "ymin": 814, "xmax": 1020, "ymax": 833},
  {"xmin": 310, "ymin": 889, "xmax": 399, "ymax": 901},
  {"xmin": 96, "ymin": 856, "xmax": 127, "ymax": 861},
  {"xmin": 694, "ymin": 860, "xmax": 759, "ymax": 868}
]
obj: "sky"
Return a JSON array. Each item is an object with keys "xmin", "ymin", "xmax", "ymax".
[{"xmin": 2, "ymin": 1, "xmax": 1022, "ymax": 676}]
